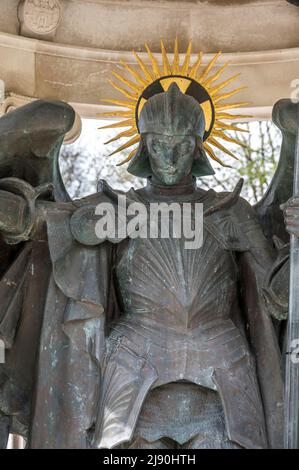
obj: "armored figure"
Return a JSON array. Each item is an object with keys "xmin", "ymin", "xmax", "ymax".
[{"xmin": 0, "ymin": 51, "xmax": 299, "ymax": 448}]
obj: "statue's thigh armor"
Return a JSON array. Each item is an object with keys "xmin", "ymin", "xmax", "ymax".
[
  {"xmin": 122, "ymin": 381, "xmax": 239, "ymax": 449},
  {"xmin": 184, "ymin": 434, "xmax": 242, "ymax": 449},
  {"xmin": 119, "ymin": 437, "xmax": 177, "ymax": 450}
]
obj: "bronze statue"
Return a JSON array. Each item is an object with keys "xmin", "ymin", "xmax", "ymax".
[{"xmin": 0, "ymin": 44, "xmax": 299, "ymax": 449}]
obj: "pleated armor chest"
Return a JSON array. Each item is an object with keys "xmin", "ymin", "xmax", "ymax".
[
  {"xmin": 110, "ymin": 217, "xmax": 247, "ymax": 390},
  {"xmin": 96, "ymin": 194, "xmax": 267, "ymax": 449},
  {"xmin": 115, "ymin": 223, "xmax": 237, "ymax": 331}
]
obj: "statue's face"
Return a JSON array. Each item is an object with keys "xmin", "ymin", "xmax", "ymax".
[{"xmin": 145, "ymin": 133, "xmax": 196, "ymax": 185}]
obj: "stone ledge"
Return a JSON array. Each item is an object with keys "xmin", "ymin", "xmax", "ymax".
[{"xmin": 0, "ymin": 32, "xmax": 298, "ymax": 119}]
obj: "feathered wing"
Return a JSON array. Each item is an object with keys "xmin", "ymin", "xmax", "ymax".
[
  {"xmin": 254, "ymin": 99, "xmax": 299, "ymax": 243},
  {"xmin": 0, "ymin": 100, "xmax": 75, "ymax": 446}
]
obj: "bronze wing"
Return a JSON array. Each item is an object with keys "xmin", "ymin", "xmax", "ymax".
[{"xmin": 0, "ymin": 100, "xmax": 75, "ymax": 447}]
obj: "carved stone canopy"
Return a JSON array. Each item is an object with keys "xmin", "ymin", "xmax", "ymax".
[{"xmin": 0, "ymin": 0, "xmax": 298, "ymax": 131}]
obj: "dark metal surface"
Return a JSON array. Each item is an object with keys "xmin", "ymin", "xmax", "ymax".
[
  {"xmin": 284, "ymin": 107, "xmax": 299, "ymax": 448},
  {"xmin": 0, "ymin": 90, "xmax": 297, "ymax": 448}
]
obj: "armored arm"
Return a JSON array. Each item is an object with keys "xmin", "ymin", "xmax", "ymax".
[
  {"xmin": 233, "ymin": 197, "xmax": 285, "ymax": 448},
  {"xmin": 0, "ymin": 190, "xmax": 27, "ymax": 235},
  {"xmin": 0, "ymin": 180, "xmax": 55, "ymax": 245},
  {"xmin": 237, "ymin": 196, "xmax": 289, "ymax": 321}
]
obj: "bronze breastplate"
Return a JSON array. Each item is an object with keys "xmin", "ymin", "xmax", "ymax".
[
  {"xmin": 115, "ymin": 226, "xmax": 237, "ymax": 330},
  {"xmin": 112, "ymin": 226, "xmax": 243, "ymax": 390}
]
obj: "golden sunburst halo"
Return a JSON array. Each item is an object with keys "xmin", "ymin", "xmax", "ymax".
[{"xmin": 98, "ymin": 39, "xmax": 250, "ymax": 166}]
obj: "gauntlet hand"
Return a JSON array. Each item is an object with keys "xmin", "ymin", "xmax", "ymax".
[{"xmin": 0, "ymin": 189, "xmax": 27, "ymax": 235}]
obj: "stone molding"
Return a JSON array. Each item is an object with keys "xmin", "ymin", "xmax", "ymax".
[{"xmin": 0, "ymin": 32, "xmax": 298, "ymax": 120}]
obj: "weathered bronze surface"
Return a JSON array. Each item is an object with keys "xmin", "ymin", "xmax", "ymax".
[{"xmin": 0, "ymin": 85, "xmax": 298, "ymax": 449}]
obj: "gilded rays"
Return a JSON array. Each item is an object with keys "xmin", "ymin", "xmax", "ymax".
[{"xmin": 99, "ymin": 40, "xmax": 249, "ymax": 166}]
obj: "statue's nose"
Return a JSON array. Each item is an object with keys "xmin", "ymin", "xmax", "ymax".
[{"xmin": 166, "ymin": 149, "xmax": 175, "ymax": 165}]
